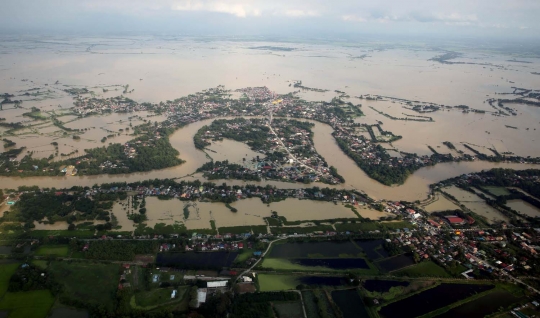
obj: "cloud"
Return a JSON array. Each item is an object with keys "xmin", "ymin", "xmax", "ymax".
[
  {"xmin": 342, "ymin": 15, "xmax": 366, "ymax": 22},
  {"xmin": 171, "ymin": 0, "xmax": 261, "ymax": 17},
  {"xmin": 284, "ymin": 10, "xmax": 319, "ymax": 17},
  {"xmin": 407, "ymin": 12, "xmax": 478, "ymax": 25}
]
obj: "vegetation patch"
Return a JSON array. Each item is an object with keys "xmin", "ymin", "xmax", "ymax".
[
  {"xmin": 35, "ymin": 245, "xmax": 69, "ymax": 257},
  {"xmin": 392, "ymin": 261, "xmax": 450, "ymax": 278},
  {"xmin": 0, "ymin": 263, "xmax": 19, "ymax": 297},
  {"xmin": 131, "ymin": 286, "xmax": 188, "ymax": 310},
  {"xmin": 0, "ymin": 290, "xmax": 55, "ymax": 318},
  {"xmin": 49, "ymin": 261, "xmax": 119, "ymax": 310},
  {"xmin": 258, "ymin": 274, "xmax": 299, "ymax": 292}
]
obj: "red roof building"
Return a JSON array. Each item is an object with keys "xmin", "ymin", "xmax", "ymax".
[{"xmin": 445, "ymin": 216, "xmax": 465, "ymax": 225}]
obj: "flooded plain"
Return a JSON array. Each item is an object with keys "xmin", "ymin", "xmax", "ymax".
[
  {"xmin": 422, "ymin": 194, "xmax": 460, "ymax": 213},
  {"xmin": 443, "ymin": 186, "xmax": 509, "ymax": 224},
  {"xmin": 506, "ymin": 199, "xmax": 540, "ymax": 217},
  {"xmin": 112, "ymin": 196, "xmax": 385, "ymax": 231},
  {"xmin": 1, "ymin": 36, "xmax": 540, "ymax": 206}
]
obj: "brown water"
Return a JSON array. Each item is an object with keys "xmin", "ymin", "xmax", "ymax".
[
  {"xmin": 444, "ymin": 186, "xmax": 509, "ymax": 224},
  {"xmin": 1, "ymin": 36, "xmax": 540, "ymax": 203},
  {"xmin": 506, "ymin": 199, "xmax": 540, "ymax": 217}
]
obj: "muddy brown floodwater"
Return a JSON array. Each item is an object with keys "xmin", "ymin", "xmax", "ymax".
[{"xmin": 1, "ymin": 117, "xmax": 539, "ymax": 202}]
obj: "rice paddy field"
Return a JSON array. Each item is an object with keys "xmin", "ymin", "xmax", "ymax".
[
  {"xmin": 35, "ymin": 245, "xmax": 69, "ymax": 257},
  {"xmin": 0, "ymin": 290, "xmax": 55, "ymax": 318},
  {"xmin": 48, "ymin": 261, "xmax": 120, "ymax": 310}
]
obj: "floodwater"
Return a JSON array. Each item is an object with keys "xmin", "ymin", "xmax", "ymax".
[
  {"xmin": 32, "ymin": 219, "xmax": 106, "ymax": 230},
  {"xmin": 205, "ymin": 139, "xmax": 261, "ymax": 164},
  {"xmin": 506, "ymin": 199, "xmax": 540, "ymax": 217},
  {"xmin": 422, "ymin": 194, "xmax": 460, "ymax": 213},
  {"xmin": 443, "ymin": 186, "xmax": 509, "ymax": 223},
  {"xmin": 127, "ymin": 197, "xmax": 381, "ymax": 230},
  {"xmin": 1, "ymin": 36, "xmax": 540, "ymax": 205}
]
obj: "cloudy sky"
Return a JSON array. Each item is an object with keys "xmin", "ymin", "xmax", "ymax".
[{"xmin": 2, "ymin": 0, "xmax": 539, "ymax": 39}]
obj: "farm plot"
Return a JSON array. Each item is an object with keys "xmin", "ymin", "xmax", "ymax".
[
  {"xmin": 35, "ymin": 245, "xmax": 69, "ymax": 257},
  {"xmin": 331, "ymin": 289, "xmax": 369, "ymax": 318},
  {"xmin": 378, "ymin": 283, "xmax": 494, "ymax": 318},
  {"xmin": 0, "ymin": 290, "xmax": 55, "ymax": 318},
  {"xmin": 273, "ymin": 301, "xmax": 304, "ymax": 318},
  {"xmin": 49, "ymin": 261, "xmax": 119, "ymax": 310}
]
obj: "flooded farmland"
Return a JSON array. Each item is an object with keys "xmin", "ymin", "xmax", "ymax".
[
  {"xmin": 443, "ymin": 186, "xmax": 509, "ymax": 224},
  {"xmin": 506, "ymin": 199, "xmax": 540, "ymax": 217},
  {"xmin": 2, "ymin": 36, "xmax": 540, "ymax": 206},
  {"xmin": 422, "ymin": 193, "xmax": 460, "ymax": 213}
]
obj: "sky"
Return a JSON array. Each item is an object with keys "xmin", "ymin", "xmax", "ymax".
[{"xmin": 1, "ymin": 0, "xmax": 539, "ymax": 39}]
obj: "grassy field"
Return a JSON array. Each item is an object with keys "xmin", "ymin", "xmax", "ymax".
[
  {"xmin": 0, "ymin": 263, "xmax": 19, "ymax": 297},
  {"xmin": 393, "ymin": 261, "xmax": 450, "ymax": 278},
  {"xmin": 257, "ymin": 274, "xmax": 299, "ymax": 291},
  {"xmin": 0, "ymin": 290, "xmax": 55, "ymax": 318},
  {"xmin": 131, "ymin": 286, "xmax": 189, "ymax": 310},
  {"xmin": 234, "ymin": 249, "xmax": 255, "ymax": 263},
  {"xmin": 29, "ymin": 230, "xmax": 96, "ymax": 238},
  {"xmin": 35, "ymin": 245, "xmax": 69, "ymax": 257},
  {"xmin": 270, "ymin": 225, "xmax": 333, "ymax": 235},
  {"xmin": 49, "ymin": 261, "xmax": 119, "ymax": 309},
  {"xmin": 260, "ymin": 258, "xmax": 329, "ymax": 272},
  {"xmin": 32, "ymin": 260, "xmax": 49, "ymax": 269},
  {"xmin": 334, "ymin": 222, "xmax": 379, "ymax": 232},
  {"xmin": 482, "ymin": 186, "xmax": 510, "ymax": 196}
]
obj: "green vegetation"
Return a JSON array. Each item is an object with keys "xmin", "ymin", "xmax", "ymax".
[
  {"xmin": 482, "ymin": 186, "xmax": 511, "ymax": 196},
  {"xmin": 85, "ymin": 240, "xmax": 158, "ymax": 261},
  {"xmin": 257, "ymin": 274, "xmax": 298, "ymax": 291},
  {"xmin": 48, "ymin": 261, "xmax": 119, "ymax": 310},
  {"xmin": 131, "ymin": 286, "xmax": 188, "ymax": 310},
  {"xmin": 0, "ymin": 290, "xmax": 55, "ymax": 318},
  {"xmin": 261, "ymin": 258, "xmax": 329, "ymax": 271},
  {"xmin": 219, "ymin": 225, "xmax": 267, "ymax": 235},
  {"xmin": 35, "ymin": 245, "xmax": 69, "ymax": 257},
  {"xmin": 393, "ymin": 261, "xmax": 450, "ymax": 278},
  {"xmin": 270, "ymin": 225, "xmax": 333, "ymax": 235},
  {"xmin": 0, "ymin": 263, "xmax": 20, "ymax": 297}
]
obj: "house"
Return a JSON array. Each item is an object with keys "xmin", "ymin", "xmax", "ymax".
[{"xmin": 171, "ymin": 290, "xmax": 177, "ymax": 299}]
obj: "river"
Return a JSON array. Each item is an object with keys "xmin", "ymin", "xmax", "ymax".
[{"xmin": 1, "ymin": 117, "xmax": 538, "ymax": 201}]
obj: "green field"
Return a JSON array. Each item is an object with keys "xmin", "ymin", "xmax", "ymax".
[
  {"xmin": 29, "ymin": 230, "xmax": 96, "ymax": 238},
  {"xmin": 35, "ymin": 245, "xmax": 69, "ymax": 257},
  {"xmin": 131, "ymin": 286, "xmax": 188, "ymax": 310},
  {"xmin": 482, "ymin": 186, "xmax": 510, "ymax": 196},
  {"xmin": 49, "ymin": 261, "xmax": 119, "ymax": 309},
  {"xmin": 234, "ymin": 249, "xmax": 255, "ymax": 263},
  {"xmin": 32, "ymin": 260, "xmax": 49, "ymax": 269},
  {"xmin": 393, "ymin": 261, "xmax": 450, "ymax": 278},
  {"xmin": 0, "ymin": 263, "xmax": 20, "ymax": 297},
  {"xmin": 260, "ymin": 258, "xmax": 330, "ymax": 272},
  {"xmin": 0, "ymin": 290, "xmax": 55, "ymax": 318},
  {"xmin": 257, "ymin": 274, "xmax": 299, "ymax": 291},
  {"xmin": 334, "ymin": 222, "xmax": 379, "ymax": 232},
  {"xmin": 270, "ymin": 225, "xmax": 333, "ymax": 235}
]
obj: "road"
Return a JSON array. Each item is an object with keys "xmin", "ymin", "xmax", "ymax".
[
  {"xmin": 232, "ymin": 237, "xmax": 287, "ymax": 285},
  {"xmin": 266, "ymin": 123, "xmax": 321, "ymax": 176}
]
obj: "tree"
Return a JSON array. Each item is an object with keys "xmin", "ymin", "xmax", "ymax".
[{"xmin": 68, "ymin": 223, "xmax": 76, "ymax": 231}]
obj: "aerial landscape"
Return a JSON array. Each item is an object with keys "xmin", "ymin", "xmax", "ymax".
[{"xmin": 1, "ymin": 1, "xmax": 540, "ymax": 318}]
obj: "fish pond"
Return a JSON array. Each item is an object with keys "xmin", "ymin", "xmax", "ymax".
[
  {"xmin": 268, "ymin": 239, "xmax": 388, "ymax": 260},
  {"xmin": 436, "ymin": 289, "xmax": 521, "ymax": 318},
  {"xmin": 331, "ymin": 289, "xmax": 370, "ymax": 318},
  {"xmin": 362, "ymin": 280, "xmax": 410, "ymax": 293},
  {"xmin": 293, "ymin": 258, "xmax": 370, "ymax": 270},
  {"xmin": 378, "ymin": 283, "xmax": 494, "ymax": 318},
  {"xmin": 375, "ymin": 253, "xmax": 416, "ymax": 272},
  {"xmin": 156, "ymin": 251, "xmax": 238, "ymax": 269}
]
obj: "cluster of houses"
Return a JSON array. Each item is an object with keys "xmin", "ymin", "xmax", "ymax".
[{"xmin": 199, "ymin": 118, "xmax": 342, "ymax": 184}]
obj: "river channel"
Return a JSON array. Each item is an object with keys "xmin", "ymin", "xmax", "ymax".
[{"xmin": 1, "ymin": 117, "xmax": 539, "ymax": 201}]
